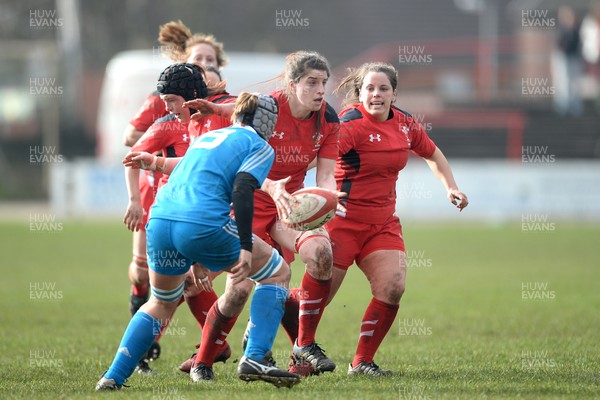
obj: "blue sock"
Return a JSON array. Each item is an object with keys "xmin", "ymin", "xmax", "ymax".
[
  {"xmin": 245, "ymin": 284, "xmax": 287, "ymax": 360},
  {"xmin": 105, "ymin": 311, "xmax": 161, "ymax": 385}
]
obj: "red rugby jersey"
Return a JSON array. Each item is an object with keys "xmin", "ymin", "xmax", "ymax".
[
  {"xmin": 336, "ymin": 104, "xmax": 436, "ymax": 224},
  {"xmin": 266, "ymin": 90, "xmax": 339, "ymax": 191},
  {"xmin": 132, "ymin": 114, "xmax": 190, "ymax": 187},
  {"xmin": 188, "ymin": 93, "xmax": 237, "ymax": 140},
  {"xmin": 129, "ymin": 91, "xmax": 168, "ymax": 132}
]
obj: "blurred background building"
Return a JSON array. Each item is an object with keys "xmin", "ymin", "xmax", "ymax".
[{"xmin": 1, "ymin": 0, "xmax": 599, "ymax": 220}]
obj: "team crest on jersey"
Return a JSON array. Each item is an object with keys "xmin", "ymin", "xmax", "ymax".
[
  {"xmin": 311, "ymin": 131, "xmax": 322, "ymax": 152},
  {"xmin": 369, "ymin": 133, "xmax": 381, "ymax": 142},
  {"xmin": 272, "ymin": 131, "xmax": 285, "ymax": 139},
  {"xmin": 312, "ymin": 131, "xmax": 323, "ymax": 143},
  {"xmin": 204, "ymin": 119, "xmax": 212, "ymax": 130},
  {"xmin": 401, "ymin": 125, "xmax": 411, "ymax": 146}
]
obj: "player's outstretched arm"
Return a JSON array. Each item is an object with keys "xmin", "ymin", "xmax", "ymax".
[
  {"xmin": 123, "ymin": 152, "xmax": 181, "ymax": 175},
  {"xmin": 423, "ymin": 147, "xmax": 469, "ymax": 211},
  {"xmin": 184, "ymin": 99, "xmax": 235, "ymax": 121}
]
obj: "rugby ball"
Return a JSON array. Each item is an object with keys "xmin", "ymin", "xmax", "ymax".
[{"xmin": 282, "ymin": 187, "xmax": 338, "ymax": 231}]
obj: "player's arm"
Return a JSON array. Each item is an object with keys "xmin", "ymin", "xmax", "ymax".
[
  {"xmin": 315, "ymin": 157, "xmax": 346, "ymax": 211},
  {"xmin": 183, "ymin": 99, "xmax": 235, "ymax": 121},
  {"xmin": 125, "ymin": 92, "xmax": 165, "ymax": 145},
  {"xmin": 229, "ymin": 172, "xmax": 258, "ymax": 283},
  {"xmin": 123, "ymin": 166, "xmax": 143, "ymax": 232},
  {"xmin": 123, "ymin": 152, "xmax": 181, "ymax": 175},
  {"xmin": 123, "ymin": 124, "xmax": 145, "ymax": 147},
  {"xmin": 261, "ymin": 177, "xmax": 296, "ymax": 221},
  {"xmin": 423, "ymin": 147, "xmax": 469, "ymax": 211},
  {"xmin": 315, "ymin": 157, "xmax": 336, "ymax": 192}
]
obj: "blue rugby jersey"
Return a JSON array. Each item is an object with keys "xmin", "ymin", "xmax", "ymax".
[{"xmin": 150, "ymin": 125, "xmax": 274, "ymax": 227}]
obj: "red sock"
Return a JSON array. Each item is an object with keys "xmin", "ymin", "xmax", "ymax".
[
  {"xmin": 280, "ymin": 288, "xmax": 300, "ymax": 345},
  {"xmin": 194, "ymin": 303, "xmax": 237, "ymax": 367},
  {"xmin": 131, "ymin": 283, "xmax": 148, "ymax": 297},
  {"xmin": 352, "ymin": 297, "xmax": 399, "ymax": 366},
  {"xmin": 296, "ymin": 273, "xmax": 331, "ymax": 347},
  {"xmin": 185, "ymin": 290, "xmax": 218, "ymax": 329}
]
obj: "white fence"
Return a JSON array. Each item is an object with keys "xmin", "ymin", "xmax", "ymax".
[{"xmin": 50, "ymin": 158, "xmax": 600, "ymax": 222}]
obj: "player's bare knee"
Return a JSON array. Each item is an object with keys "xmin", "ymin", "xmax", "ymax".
[
  {"xmin": 224, "ymin": 282, "xmax": 251, "ymax": 310},
  {"xmin": 387, "ymin": 282, "xmax": 405, "ymax": 304},
  {"xmin": 128, "ymin": 258, "xmax": 149, "ymax": 285},
  {"xmin": 299, "ymin": 240, "xmax": 333, "ymax": 279},
  {"xmin": 373, "ymin": 274, "xmax": 404, "ymax": 304}
]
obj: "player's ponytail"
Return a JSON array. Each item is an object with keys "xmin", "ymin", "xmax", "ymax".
[
  {"xmin": 158, "ymin": 20, "xmax": 228, "ymax": 68},
  {"xmin": 232, "ymin": 93, "xmax": 278, "ymax": 141},
  {"xmin": 158, "ymin": 20, "xmax": 192, "ymax": 62}
]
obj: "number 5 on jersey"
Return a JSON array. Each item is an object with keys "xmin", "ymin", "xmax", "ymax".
[{"xmin": 192, "ymin": 128, "xmax": 236, "ymax": 150}]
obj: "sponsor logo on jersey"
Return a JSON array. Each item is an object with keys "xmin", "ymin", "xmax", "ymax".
[{"xmin": 369, "ymin": 133, "xmax": 381, "ymax": 142}]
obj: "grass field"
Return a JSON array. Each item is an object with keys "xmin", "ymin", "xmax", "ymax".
[{"xmin": 0, "ymin": 219, "xmax": 598, "ymax": 399}]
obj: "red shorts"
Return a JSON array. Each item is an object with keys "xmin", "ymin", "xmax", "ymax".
[
  {"xmin": 252, "ymin": 195, "xmax": 295, "ymax": 264},
  {"xmin": 252, "ymin": 195, "xmax": 277, "ymax": 242},
  {"xmin": 326, "ymin": 214, "xmax": 405, "ymax": 270},
  {"xmin": 139, "ymin": 170, "xmax": 162, "ymax": 230}
]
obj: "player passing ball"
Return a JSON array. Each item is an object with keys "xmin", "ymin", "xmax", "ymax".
[{"xmin": 183, "ymin": 51, "xmax": 344, "ymax": 377}]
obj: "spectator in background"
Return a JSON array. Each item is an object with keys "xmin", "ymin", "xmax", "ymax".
[
  {"xmin": 581, "ymin": 1, "xmax": 600, "ymax": 70},
  {"xmin": 553, "ymin": 5, "xmax": 583, "ymax": 116},
  {"xmin": 580, "ymin": 1, "xmax": 600, "ymax": 111}
]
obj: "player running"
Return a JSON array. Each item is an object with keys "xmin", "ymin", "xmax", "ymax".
[
  {"xmin": 96, "ymin": 89, "xmax": 301, "ymax": 390},
  {"xmin": 183, "ymin": 50, "xmax": 341, "ymax": 377},
  {"xmin": 328, "ymin": 62, "xmax": 468, "ymax": 376}
]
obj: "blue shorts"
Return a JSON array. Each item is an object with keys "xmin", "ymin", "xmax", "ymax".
[{"xmin": 146, "ymin": 218, "xmax": 242, "ymax": 275}]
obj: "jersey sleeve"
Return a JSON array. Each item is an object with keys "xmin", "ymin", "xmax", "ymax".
[
  {"xmin": 316, "ymin": 104, "xmax": 340, "ymax": 160},
  {"xmin": 131, "ymin": 118, "xmax": 172, "ymax": 153},
  {"xmin": 238, "ymin": 141, "xmax": 275, "ymax": 186},
  {"xmin": 130, "ymin": 93, "xmax": 166, "ymax": 132},
  {"xmin": 409, "ymin": 118, "xmax": 436, "ymax": 158},
  {"xmin": 338, "ymin": 107, "xmax": 362, "ymax": 155}
]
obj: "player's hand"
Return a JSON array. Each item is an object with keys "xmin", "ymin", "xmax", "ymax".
[
  {"xmin": 123, "ymin": 152, "xmax": 155, "ymax": 170},
  {"xmin": 123, "ymin": 199, "xmax": 144, "ymax": 231},
  {"xmin": 320, "ymin": 188, "xmax": 347, "ymax": 213},
  {"xmin": 191, "ymin": 263, "xmax": 213, "ymax": 292},
  {"xmin": 448, "ymin": 189, "xmax": 469, "ymax": 212},
  {"xmin": 184, "ymin": 99, "xmax": 220, "ymax": 120},
  {"xmin": 228, "ymin": 249, "xmax": 252, "ymax": 284},
  {"xmin": 264, "ymin": 177, "xmax": 298, "ymax": 221}
]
